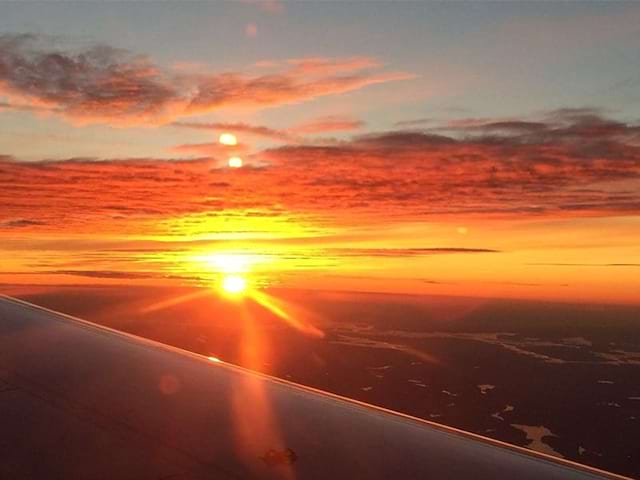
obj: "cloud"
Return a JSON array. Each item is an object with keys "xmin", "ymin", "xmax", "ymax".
[
  {"xmin": 53, "ymin": 270, "xmax": 158, "ymax": 279},
  {"xmin": 331, "ymin": 248, "xmax": 499, "ymax": 257},
  {"xmin": 173, "ymin": 121, "xmax": 295, "ymax": 142},
  {"xmin": 0, "ymin": 34, "xmax": 410, "ymax": 126},
  {"xmin": 528, "ymin": 263, "xmax": 640, "ymax": 268},
  {"xmin": 1, "ymin": 110, "xmax": 639, "ymax": 235},
  {"xmin": 437, "ymin": 108, "xmax": 640, "ymax": 143},
  {"xmin": 442, "ymin": 118, "xmax": 548, "ymax": 134},
  {"xmin": 0, "ymin": 218, "xmax": 46, "ymax": 228},
  {"xmin": 173, "ymin": 114, "xmax": 364, "ymax": 143},
  {"xmin": 0, "ymin": 101, "xmax": 51, "ymax": 112},
  {"xmin": 286, "ymin": 57, "xmax": 380, "ymax": 76},
  {"xmin": 170, "ymin": 140, "xmax": 252, "ymax": 157},
  {"xmin": 290, "ymin": 115, "xmax": 365, "ymax": 135},
  {"xmin": 260, "ymin": 110, "xmax": 640, "ymax": 217},
  {"xmin": 394, "ymin": 118, "xmax": 435, "ymax": 128}
]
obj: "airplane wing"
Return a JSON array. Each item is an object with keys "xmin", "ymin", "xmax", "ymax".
[{"xmin": 0, "ymin": 295, "xmax": 629, "ymax": 479}]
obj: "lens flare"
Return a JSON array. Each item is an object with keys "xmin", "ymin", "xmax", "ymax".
[
  {"xmin": 222, "ymin": 274, "xmax": 247, "ymax": 295},
  {"xmin": 228, "ymin": 156, "xmax": 243, "ymax": 168},
  {"xmin": 219, "ymin": 133, "xmax": 238, "ymax": 146}
]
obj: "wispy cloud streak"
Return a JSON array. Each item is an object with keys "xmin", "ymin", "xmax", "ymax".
[{"xmin": 0, "ymin": 34, "xmax": 409, "ymax": 125}]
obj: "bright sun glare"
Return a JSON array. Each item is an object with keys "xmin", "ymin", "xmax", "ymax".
[
  {"xmin": 209, "ymin": 253, "xmax": 252, "ymax": 273},
  {"xmin": 219, "ymin": 133, "xmax": 237, "ymax": 146},
  {"xmin": 222, "ymin": 274, "xmax": 247, "ymax": 295},
  {"xmin": 228, "ymin": 156, "xmax": 243, "ymax": 168}
]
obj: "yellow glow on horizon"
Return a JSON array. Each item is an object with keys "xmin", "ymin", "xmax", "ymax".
[
  {"xmin": 219, "ymin": 133, "xmax": 238, "ymax": 146},
  {"xmin": 105, "ymin": 215, "xmax": 640, "ymax": 305},
  {"xmin": 159, "ymin": 209, "xmax": 328, "ymax": 241},
  {"xmin": 206, "ymin": 253, "xmax": 256, "ymax": 273},
  {"xmin": 228, "ymin": 156, "xmax": 243, "ymax": 168},
  {"xmin": 178, "ymin": 250, "xmax": 289, "ymax": 287},
  {"xmin": 222, "ymin": 274, "xmax": 247, "ymax": 295}
]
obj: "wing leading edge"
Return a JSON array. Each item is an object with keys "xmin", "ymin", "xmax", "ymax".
[{"xmin": 0, "ymin": 295, "xmax": 629, "ymax": 479}]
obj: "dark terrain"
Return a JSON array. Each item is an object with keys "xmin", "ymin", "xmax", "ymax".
[{"xmin": 3, "ymin": 284, "xmax": 639, "ymax": 478}]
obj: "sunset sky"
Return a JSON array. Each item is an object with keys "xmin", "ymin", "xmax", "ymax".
[{"xmin": 1, "ymin": 1, "xmax": 639, "ymax": 304}]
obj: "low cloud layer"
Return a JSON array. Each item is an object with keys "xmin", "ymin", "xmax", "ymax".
[
  {"xmin": 332, "ymin": 248, "xmax": 500, "ymax": 257},
  {"xmin": 0, "ymin": 34, "xmax": 408, "ymax": 125},
  {"xmin": 1, "ymin": 110, "xmax": 639, "ymax": 236}
]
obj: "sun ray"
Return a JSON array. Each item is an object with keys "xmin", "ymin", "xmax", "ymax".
[
  {"xmin": 139, "ymin": 289, "xmax": 213, "ymax": 313},
  {"xmin": 250, "ymin": 289, "xmax": 324, "ymax": 338}
]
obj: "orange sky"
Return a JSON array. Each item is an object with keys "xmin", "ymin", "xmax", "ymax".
[
  {"xmin": 2, "ymin": 115, "xmax": 639, "ymax": 304},
  {"xmin": 1, "ymin": 151, "xmax": 639, "ymax": 304},
  {"xmin": 1, "ymin": 17, "xmax": 640, "ymax": 305}
]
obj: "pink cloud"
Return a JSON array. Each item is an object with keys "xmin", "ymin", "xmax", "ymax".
[
  {"xmin": 291, "ymin": 115, "xmax": 365, "ymax": 134},
  {"xmin": 286, "ymin": 57, "xmax": 381, "ymax": 76},
  {"xmin": 0, "ymin": 34, "xmax": 410, "ymax": 126}
]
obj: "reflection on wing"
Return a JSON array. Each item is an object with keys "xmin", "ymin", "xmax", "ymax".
[{"xmin": 0, "ymin": 295, "xmax": 630, "ymax": 480}]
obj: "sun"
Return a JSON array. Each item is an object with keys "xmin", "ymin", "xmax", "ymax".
[{"xmin": 221, "ymin": 274, "xmax": 247, "ymax": 295}]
